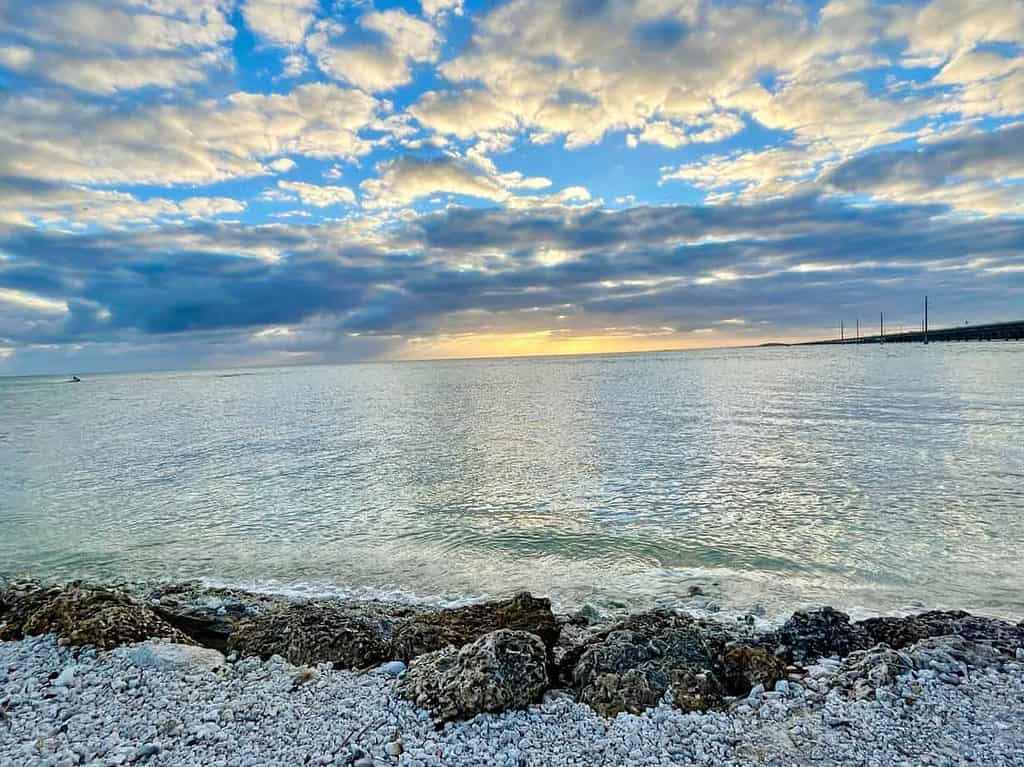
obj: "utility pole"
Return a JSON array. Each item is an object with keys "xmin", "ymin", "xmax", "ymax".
[
  {"xmin": 880, "ymin": 312, "xmax": 885, "ymax": 342},
  {"xmin": 856, "ymin": 318, "xmax": 860, "ymax": 342},
  {"xmin": 924, "ymin": 295, "xmax": 929, "ymax": 345}
]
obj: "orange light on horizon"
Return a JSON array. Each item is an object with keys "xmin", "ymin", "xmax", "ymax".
[{"xmin": 395, "ymin": 329, "xmax": 789, "ymax": 361}]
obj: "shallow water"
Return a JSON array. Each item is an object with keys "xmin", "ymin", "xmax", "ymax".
[{"xmin": 2, "ymin": 344, "xmax": 1023, "ymax": 619}]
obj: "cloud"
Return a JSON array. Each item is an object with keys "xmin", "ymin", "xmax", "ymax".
[
  {"xmin": 306, "ymin": 10, "xmax": 440, "ymax": 92},
  {"xmin": 0, "ymin": 83, "xmax": 384, "ymax": 185},
  {"xmin": 358, "ymin": 154, "xmax": 574, "ymax": 209},
  {"xmin": 0, "ymin": 177, "xmax": 247, "ymax": 228},
  {"xmin": 2, "ymin": 0, "xmax": 1023, "ymax": 373},
  {"xmin": 179, "ymin": 197, "xmax": 247, "ymax": 219},
  {"xmin": 423, "ymin": 0, "xmax": 1019, "ymax": 167},
  {"xmin": 361, "ymin": 156, "xmax": 509, "ymax": 208},
  {"xmin": 242, "ymin": 0, "xmax": 319, "ymax": 48},
  {"xmin": 421, "ymin": 0, "xmax": 465, "ymax": 19},
  {"xmin": 0, "ymin": 0, "xmax": 234, "ymax": 93},
  {"xmin": 660, "ymin": 146, "xmax": 829, "ymax": 200},
  {"xmin": 277, "ymin": 180, "xmax": 357, "ymax": 207},
  {"xmin": 0, "ymin": 45, "xmax": 33, "ymax": 70},
  {"xmin": 268, "ymin": 158, "xmax": 297, "ymax": 173},
  {"xmin": 822, "ymin": 123, "xmax": 1024, "ymax": 214},
  {"xmin": 628, "ymin": 112, "xmax": 745, "ymax": 149},
  {"xmin": 411, "ymin": 90, "xmax": 519, "ymax": 139},
  {"xmin": 6, "ymin": 192, "xmax": 1022, "ymax": 369}
]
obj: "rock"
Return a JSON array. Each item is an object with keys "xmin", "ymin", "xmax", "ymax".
[
  {"xmin": 133, "ymin": 744, "xmax": 159, "ymax": 761},
  {"xmin": 386, "ymin": 741, "xmax": 403, "ymax": 757},
  {"xmin": 552, "ymin": 620, "xmax": 602, "ymax": 686},
  {"xmin": 291, "ymin": 666, "xmax": 318, "ymax": 687},
  {"xmin": 542, "ymin": 688, "xmax": 576, "ymax": 704},
  {"xmin": 126, "ymin": 641, "xmax": 226, "ymax": 672},
  {"xmin": 580, "ymin": 667, "xmax": 667, "ymax": 716},
  {"xmin": 769, "ymin": 607, "xmax": 871, "ymax": 664},
  {"xmin": 379, "ymin": 661, "xmax": 407, "ymax": 677},
  {"xmin": 227, "ymin": 601, "xmax": 405, "ymax": 669},
  {"xmin": 857, "ymin": 611, "xmax": 1024, "ymax": 654},
  {"xmin": 146, "ymin": 582, "xmax": 290, "ymax": 650},
  {"xmin": 569, "ymin": 610, "xmax": 742, "ymax": 716},
  {"xmin": 226, "ymin": 591, "xmax": 556, "ymax": 671},
  {"xmin": 397, "ymin": 629, "xmax": 548, "ymax": 723},
  {"xmin": 833, "ymin": 644, "xmax": 917, "ymax": 700},
  {"xmin": 720, "ymin": 645, "xmax": 787, "ymax": 693},
  {"xmin": 54, "ymin": 665, "xmax": 76, "ymax": 687},
  {"xmin": 1, "ymin": 581, "xmax": 193, "ymax": 650},
  {"xmin": 391, "ymin": 592, "xmax": 559, "ymax": 662}
]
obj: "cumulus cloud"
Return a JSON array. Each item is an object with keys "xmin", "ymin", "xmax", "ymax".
[
  {"xmin": 0, "ymin": 83, "xmax": 384, "ymax": 185},
  {"xmin": 178, "ymin": 197, "xmax": 247, "ymax": 219},
  {"xmin": 421, "ymin": 0, "xmax": 464, "ymax": 19},
  {"xmin": 411, "ymin": 90, "xmax": 519, "ymax": 139},
  {"xmin": 242, "ymin": 0, "xmax": 318, "ymax": 48},
  {"xmin": 3, "ymin": 194, "xmax": 1023, "ymax": 373},
  {"xmin": 0, "ymin": 0, "xmax": 234, "ymax": 93},
  {"xmin": 361, "ymin": 156, "xmax": 509, "ymax": 208},
  {"xmin": 0, "ymin": 177, "xmax": 247, "ymax": 229},
  {"xmin": 359, "ymin": 155, "xmax": 569, "ymax": 209},
  {"xmin": 268, "ymin": 158, "xmax": 297, "ymax": 173},
  {"xmin": 822, "ymin": 123, "xmax": 1024, "ymax": 214},
  {"xmin": 307, "ymin": 10, "xmax": 440, "ymax": 92},
  {"xmin": 660, "ymin": 146, "xmax": 830, "ymax": 200},
  {"xmin": 278, "ymin": 180, "xmax": 357, "ymax": 207},
  {"xmin": 2, "ymin": 0, "xmax": 1023, "ymax": 372}
]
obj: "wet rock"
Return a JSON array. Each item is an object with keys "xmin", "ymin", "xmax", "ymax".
[
  {"xmin": 397, "ymin": 629, "xmax": 548, "ymax": 723},
  {"xmin": 569, "ymin": 610, "xmax": 740, "ymax": 716},
  {"xmin": 227, "ymin": 601, "xmax": 410, "ymax": 668},
  {"xmin": 720, "ymin": 645, "xmax": 787, "ymax": 693},
  {"xmin": 552, "ymin": 620, "xmax": 602, "ymax": 686},
  {"xmin": 833, "ymin": 645, "xmax": 916, "ymax": 700},
  {"xmin": 391, "ymin": 592, "xmax": 559, "ymax": 662},
  {"xmin": 858, "ymin": 611, "xmax": 1024, "ymax": 654},
  {"xmin": 0, "ymin": 578, "xmax": 52, "ymax": 641},
  {"xmin": 580, "ymin": 667, "xmax": 667, "ymax": 715},
  {"xmin": 769, "ymin": 607, "xmax": 871, "ymax": 664},
  {"xmin": 1, "ymin": 581, "xmax": 192, "ymax": 649},
  {"xmin": 145, "ymin": 582, "xmax": 290, "ymax": 650},
  {"xmin": 193, "ymin": 590, "xmax": 557, "ymax": 670}
]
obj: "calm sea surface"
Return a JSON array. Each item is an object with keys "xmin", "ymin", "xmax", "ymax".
[{"xmin": 2, "ymin": 345, "xmax": 1023, "ymax": 620}]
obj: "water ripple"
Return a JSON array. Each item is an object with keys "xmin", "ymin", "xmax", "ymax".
[{"xmin": 2, "ymin": 345, "xmax": 1023, "ymax": 620}]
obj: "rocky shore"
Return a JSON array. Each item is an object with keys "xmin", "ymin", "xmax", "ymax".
[{"xmin": 2, "ymin": 578, "xmax": 1024, "ymax": 765}]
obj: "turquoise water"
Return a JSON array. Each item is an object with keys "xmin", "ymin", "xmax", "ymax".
[{"xmin": 2, "ymin": 344, "xmax": 1023, "ymax": 619}]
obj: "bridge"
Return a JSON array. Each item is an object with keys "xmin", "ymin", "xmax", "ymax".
[{"xmin": 804, "ymin": 319, "xmax": 1024, "ymax": 345}]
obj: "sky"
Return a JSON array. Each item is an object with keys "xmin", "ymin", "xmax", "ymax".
[{"xmin": 0, "ymin": 0, "xmax": 1022, "ymax": 374}]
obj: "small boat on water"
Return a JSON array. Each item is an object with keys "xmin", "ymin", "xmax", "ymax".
[{"xmin": 69, "ymin": 375, "xmax": 81, "ymax": 383}]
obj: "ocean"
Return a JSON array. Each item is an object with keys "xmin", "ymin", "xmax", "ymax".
[{"xmin": 2, "ymin": 343, "xmax": 1023, "ymax": 620}]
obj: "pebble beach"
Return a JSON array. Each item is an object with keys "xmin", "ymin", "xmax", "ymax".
[
  {"xmin": 4, "ymin": 633, "xmax": 1024, "ymax": 767},
  {"xmin": 4, "ymin": 579, "xmax": 1024, "ymax": 766}
]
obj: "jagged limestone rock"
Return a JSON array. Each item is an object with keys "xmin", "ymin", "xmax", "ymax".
[{"xmin": 398, "ymin": 629, "xmax": 549, "ymax": 722}]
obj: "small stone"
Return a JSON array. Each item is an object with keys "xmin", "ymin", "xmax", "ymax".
[
  {"xmin": 54, "ymin": 666, "xmax": 76, "ymax": 687},
  {"xmin": 132, "ymin": 744, "xmax": 159, "ymax": 762},
  {"xmin": 379, "ymin": 661, "xmax": 407, "ymax": 677}
]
